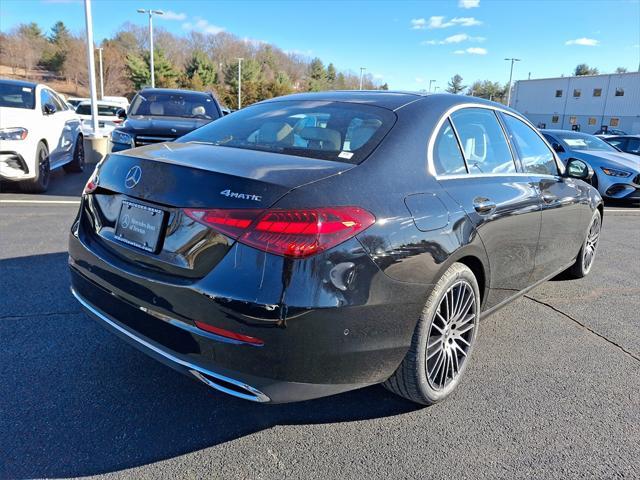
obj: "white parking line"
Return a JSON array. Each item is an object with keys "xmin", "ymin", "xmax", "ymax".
[
  {"xmin": 0, "ymin": 199, "xmax": 80, "ymax": 205},
  {"xmin": 604, "ymin": 209, "xmax": 640, "ymax": 213}
]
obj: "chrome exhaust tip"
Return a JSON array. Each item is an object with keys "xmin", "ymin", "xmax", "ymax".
[{"xmin": 189, "ymin": 369, "xmax": 270, "ymax": 403}]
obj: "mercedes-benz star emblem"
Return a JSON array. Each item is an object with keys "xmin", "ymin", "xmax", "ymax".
[
  {"xmin": 124, "ymin": 165, "xmax": 142, "ymax": 189},
  {"xmin": 121, "ymin": 214, "xmax": 131, "ymax": 229}
]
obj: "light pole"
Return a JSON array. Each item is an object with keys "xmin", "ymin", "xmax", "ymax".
[
  {"xmin": 505, "ymin": 57, "xmax": 521, "ymax": 106},
  {"xmin": 429, "ymin": 79, "xmax": 436, "ymax": 93},
  {"xmin": 97, "ymin": 47, "xmax": 104, "ymax": 99},
  {"xmin": 237, "ymin": 58, "xmax": 244, "ymax": 109},
  {"xmin": 359, "ymin": 67, "xmax": 366, "ymax": 90},
  {"xmin": 83, "ymin": 0, "xmax": 98, "ymax": 134},
  {"xmin": 137, "ymin": 8, "xmax": 164, "ymax": 88}
]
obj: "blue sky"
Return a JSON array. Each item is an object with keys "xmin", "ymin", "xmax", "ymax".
[{"xmin": 1, "ymin": 0, "xmax": 639, "ymax": 90}]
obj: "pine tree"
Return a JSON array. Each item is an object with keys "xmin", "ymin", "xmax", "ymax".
[
  {"xmin": 308, "ymin": 57, "xmax": 327, "ymax": 91},
  {"xmin": 327, "ymin": 63, "xmax": 337, "ymax": 85},
  {"xmin": 446, "ymin": 74, "xmax": 466, "ymax": 94},
  {"xmin": 185, "ymin": 50, "xmax": 217, "ymax": 87},
  {"xmin": 127, "ymin": 49, "xmax": 179, "ymax": 90}
]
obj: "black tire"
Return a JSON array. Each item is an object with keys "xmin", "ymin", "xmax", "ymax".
[
  {"xmin": 20, "ymin": 142, "xmax": 50, "ymax": 193},
  {"xmin": 383, "ymin": 262, "xmax": 480, "ymax": 405},
  {"xmin": 63, "ymin": 135, "xmax": 85, "ymax": 173},
  {"xmin": 568, "ymin": 209, "xmax": 601, "ymax": 278}
]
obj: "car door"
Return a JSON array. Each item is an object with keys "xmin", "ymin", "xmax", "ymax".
[
  {"xmin": 39, "ymin": 88, "xmax": 68, "ymax": 165},
  {"xmin": 501, "ymin": 113, "xmax": 588, "ymax": 281},
  {"xmin": 433, "ymin": 107, "xmax": 541, "ymax": 310},
  {"xmin": 50, "ymin": 91, "xmax": 78, "ymax": 165}
]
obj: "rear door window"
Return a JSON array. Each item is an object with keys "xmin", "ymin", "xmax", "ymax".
[
  {"xmin": 450, "ymin": 108, "xmax": 516, "ymax": 174},
  {"xmin": 178, "ymin": 100, "xmax": 396, "ymax": 164},
  {"xmin": 501, "ymin": 113, "xmax": 559, "ymax": 176},
  {"xmin": 433, "ymin": 119, "xmax": 467, "ymax": 176}
]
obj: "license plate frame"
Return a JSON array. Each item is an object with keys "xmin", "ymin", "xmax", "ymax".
[{"xmin": 114, "ymin": 200, "xmax": 165, "ymax": 253}]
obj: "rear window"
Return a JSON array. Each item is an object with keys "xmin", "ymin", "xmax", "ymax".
[
  {"xmin": 0, "ymin": 82, "xmax": 35, "ymax": 109},
  {"xmin": 177, "ymin": 100, "xmax": 396, "ymax": 164},
  {"xmin": 129, "ymin": 92, "xmax": 219, "ymax": 120},
  {"xmin": 76, "ymin": 104, "xmax": 121, "ymax": 116}
]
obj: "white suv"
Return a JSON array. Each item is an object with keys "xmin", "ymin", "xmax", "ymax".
[{"xmin": 0, "ymin": 78, "xmax": 84, "ymax": 192}]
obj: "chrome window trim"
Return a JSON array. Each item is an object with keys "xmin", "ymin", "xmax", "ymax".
[{"xmin": 427, "ymin": 102, "xmax": 565, "ymax": 180}]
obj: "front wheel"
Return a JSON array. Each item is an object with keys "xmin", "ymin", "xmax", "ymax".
[
  {"xmin": 383, "ymin": 262, "xmax": 480, "ymax": 405},
  {"xmin": 568, "ymin": 209, "xmax": 601, "ymax": 278},
  {"xmin": 20, "ymin": 142, "xmax": 50, "ymax": 193}
]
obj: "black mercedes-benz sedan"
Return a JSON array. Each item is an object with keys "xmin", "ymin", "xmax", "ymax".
[
  {"xmin": 109, "ymin": 88, "xmax": 222, "ymax": 152},
  {"xmin": 69, "ymin": 91, "xmax": 603, "ymax": 405}
]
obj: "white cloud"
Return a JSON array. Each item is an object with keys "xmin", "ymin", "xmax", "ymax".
[
  {"xmin": 454, "ymin": 47, "xmax": 488, "ymax": 55},
  {"xmin": 412, "ymin": 15, "xmax": 482, "ymax": 29},
  {"xmin": 162, "ymin": 10, "xmax": 187, "ymax": 21},
  {"xmin": 411, "ymin": 18, "xmax": 427, "ymax": 29},
  {"xmin": 373, "ymin": 73, "xmax": 384, "ymax": 80},
  {"xmin": 459, "ymin": 0, "xmax": 480, "ymax": 8},
  {"xmin": 415, "ymin": 77, "xmax": 425, "ymax": 83},
  {"xmin": 565, "ymin": 37, "xmax": 599, "ymax": 46},
  {"xmin": 421, "ymin": 33, "xmax": 485, "ymax": 45},
  {"xmin": 182, "ymin": 18, "xmax": 225, "ymax": 35}
]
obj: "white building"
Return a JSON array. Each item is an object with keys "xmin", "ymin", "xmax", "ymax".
[{"xmin": 510, "ymin": 72, "xmax": 640, "ymax": 134}]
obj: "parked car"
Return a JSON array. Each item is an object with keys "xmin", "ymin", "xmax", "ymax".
[
  {"xmin": 0, "ymin": 78, "xmax": 84, "ymax": 192},
  {"xmin": 593, "ymin": 128, "xmax": 627, "ymax": 138},
  {"xmin": 75, "ymin": 100, "xmax": 124, "ymax": 134},
  {"xmin": 604, "ymin": 135, "xmax": 640, "ymax": 156},
  {"xmin": 102, "ymin": 95, "xmax": 129, "ymax": 110},
  {"xmin": 70, "ymin": 92, "xmax": 602, "ymax": 405},
  {"xmin": 542, "ymin": 129, "xmax": 639, "ymax": 202},
  {"xmin": 66, "ymin": 97, "xmax": 88, "ymax": 109},
  {"xmin": 110, "ymin": 88, "xmax": 223, "ymax": 152}
]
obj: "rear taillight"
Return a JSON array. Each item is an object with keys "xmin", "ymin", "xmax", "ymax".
[
  {"xmin": 83, "ymin": 170, "xmax": 98, "ymax": 194},
  {"xmin": 184, "ymin": 206, "xmax": 375, "ymax": 258}
]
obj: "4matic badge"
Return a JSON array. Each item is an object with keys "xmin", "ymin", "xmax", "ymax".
[{"xmin": 220, "ymin": 189, "xmax": 262, "ymax": 202}]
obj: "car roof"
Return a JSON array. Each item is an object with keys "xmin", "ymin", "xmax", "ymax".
[
  {"xmin": 77, "ymin": 100, "xmax": 123, "ymax": 106},
  {"xmin": 0, "ymin": 78, "xmax": 38, "ymax": 89},
  {"xmin": 541, "ymin": 129, "xmax": 590, "ymax": 136},
  {"xmin": 608, "ymin": 135, "xmax": 640, "ymax": 139},
  {"xmin": 259, "ymin": 90, "xmax": 513, "ymax": 112},
  {"xmin": 138, "ymin": 88, "xmax": 212, "ymax": 96}
]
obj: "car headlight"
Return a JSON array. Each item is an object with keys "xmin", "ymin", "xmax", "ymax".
[
  {"xmin": 0, "ymin": 127, "xmax": 28, "ymax": 141},
  {"xmin": 111, "ymin": 129, "xmax": 133, "ymax": 145},
  {"xmin": 600, "ymin": 167, "xmax": 632, "ymax": 178}
]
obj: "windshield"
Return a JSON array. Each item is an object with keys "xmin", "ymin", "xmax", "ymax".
[
  {"xmin": 76, "ymin": 104, "xmax": 121, "ymax": 116},
  {"xmin": 556, "ymin": 132, "xmax": 618, "ymax": 152},
  {"xmin": 177, "ymin": 100, "xmax": 396, "ymax": 164},
  {"xmin": 129, "ymin": 92, "xmax": 219, "ymax": 119},
  {"xmin": 0, "ymin": 82, "xmax": 35, "ymax": 109}
]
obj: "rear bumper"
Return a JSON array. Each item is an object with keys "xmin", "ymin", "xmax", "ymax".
[{"xmin": 69, "ymin": 221, "xmax": 428, "ymax": 403}]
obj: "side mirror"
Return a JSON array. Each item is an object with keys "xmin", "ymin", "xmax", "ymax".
[
  {"xmin": 43, "ymin": 103, "xmax": 57, "ymax": 115},
  {"xmin": 564, "ymin": 158, "xmax": 593, "ymax": 181},
  {"xmin": 116, "ymin": 108, "xmax": 127, "ymax": 119},
  {"xmin": 551, "ymin": 142, "xmax": 564, "ymax": 153}
]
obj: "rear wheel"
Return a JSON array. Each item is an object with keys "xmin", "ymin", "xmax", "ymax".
[
  {"xmin": 568, "ymin": 209, "xmax": 601, "ymax": 278},
  {"xmin": 63, "ymin": 135, "xmax": 85, "ymax": 173},
  {"xmin": 383, "ymin": 263, "xmax": 480, "ymax": 405},
  {"xmin": 20, "ymin": 142, "xmax": 50, "ymax": 193}
]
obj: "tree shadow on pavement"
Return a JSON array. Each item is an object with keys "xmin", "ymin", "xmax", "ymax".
[{"xmin": 0, "ymin": 252, "xmax": 419, "ymax": 479}]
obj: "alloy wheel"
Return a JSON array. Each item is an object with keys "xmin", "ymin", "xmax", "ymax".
[
  {"xmin": 39, "ymin": 148, "xmax": 50, "ymax": 186},
  {"xmin": 426, "ymin": 280, "xmax": 477, "ymax": 390},
  {"xmin": 583, "ymin": 214, "xmax": 601, "ymax": 273}
]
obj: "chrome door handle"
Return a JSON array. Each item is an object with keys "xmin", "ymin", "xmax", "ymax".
[{"xmin": 473, "ymin": 198, "xmax": 496, "ymax": 214}]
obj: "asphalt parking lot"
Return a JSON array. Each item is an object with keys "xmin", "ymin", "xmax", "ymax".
[{"xmin": 1, "ymin": 168, "xmax": 639, "ymax": 480}]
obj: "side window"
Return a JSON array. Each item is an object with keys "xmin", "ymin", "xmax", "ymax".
[
  {"xmin": 433, "ymin": 118, "xmax": 467, "ymax": 176},
  {"xmin": 627, "ymin": 138, "xmax": 640, "ymax": 154},
  {"xmin": 40, "ymin": 89, "xmax": 52, "ymax": 113},
  {"xmin": 450, "ymin": 108, "xmax": 516, "ymax": 174},
  {"xmin": 52, "ymin": 92, "xmax": 67, "ymax": 110},
  {"xmin": 501, "ymin": 114, "xmax": 558, "ymax": 176}
]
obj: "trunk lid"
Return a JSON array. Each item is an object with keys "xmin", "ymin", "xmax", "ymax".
[{"xmin": 82, "ymin": 142, "xmax": 355, "ymax": 278}]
